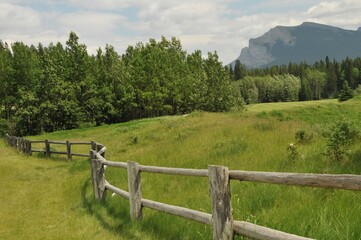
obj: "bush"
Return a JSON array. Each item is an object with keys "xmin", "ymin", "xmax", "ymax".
[{"xmin": 324, "ymin": 119, "xmax": 359, "ymax": 163}]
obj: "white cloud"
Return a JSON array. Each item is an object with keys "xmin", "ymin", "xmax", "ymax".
[
  {"xmin": 68, "ymin": 0, "xmax": 133, "ymax": 10},
  {"xmin": 0, "ymin": 3, "xmax": 41, "ymax": 34},
  {"xmin": 305, "ymin": 0, "xmax": 361, "ymax": 29},
  {"xmin": 1, "ymin": 0, "xmax": 361, "ymax": 64},
  {"xmin": 58, "ymin": 12, "xmax": 126, "ymax": 37}
]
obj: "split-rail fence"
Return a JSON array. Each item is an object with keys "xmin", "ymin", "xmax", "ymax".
[
  {"xmin": 5, "ymin": 134, "xmax": 100, "ymax": 159},
  {"xmin": 5, "ymin": 134, "xmax": 361, "ymax": 240}
]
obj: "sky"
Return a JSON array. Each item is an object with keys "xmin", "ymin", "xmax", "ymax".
[{"xmin": 1, "ymin": 0, "xmax": 361, "ymax": 64}]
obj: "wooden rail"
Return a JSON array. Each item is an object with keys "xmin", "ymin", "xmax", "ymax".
[
  {"xmin": 5, "ymin": 135, "xmax": 361, "ymax": 239},
  {"xmin": 5, "ymin": 134, "xmax": 96, "ymax": 159},
  {"xmin": 89, "ymin": 147, "xmax": 361, "ymax": 240}
]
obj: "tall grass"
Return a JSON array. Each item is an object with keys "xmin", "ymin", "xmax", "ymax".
[{"xmin": 2, "ymin": 97, "xmax": 361, "ymax": 239}]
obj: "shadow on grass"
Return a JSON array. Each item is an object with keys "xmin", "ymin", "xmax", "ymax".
[
  {"xmin": 80, "ymin": 179, "xmax": 210, "ymax": 240},
  {"xmin": 81, "ymin": 180, "xmax": 140, "ymax": 238}
]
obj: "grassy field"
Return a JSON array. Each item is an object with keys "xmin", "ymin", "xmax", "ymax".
[
  {"xmin": 1, "ymin": 96, "xmax": 361, "ymax": 239},
  {"xmin": 246, "ymin": 99, "xmax": 338, "ymax": 113}
]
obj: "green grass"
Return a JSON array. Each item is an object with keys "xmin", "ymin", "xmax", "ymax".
[
  {"xmin": 0, "ymin": 141, "xmax": 157, "ymax": 240},
  {"xmin": 2, "ymin": 97, "xmax": 361, "ymax": 239},
  {"xmin": 246, "ymin": 99, "xmax": 338, "ymax": 113}
]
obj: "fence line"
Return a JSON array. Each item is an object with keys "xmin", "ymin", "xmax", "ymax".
[
  {"xmin": 5, "ymin": 135, "xmax": 361, "ymax": 239},
  {"xmin": 5, "ymin": 134, "xmax": 97, "ymax": 159},
  {"xmin": 89, "ymin": 146, "xmax": 361, "ymax": 240}
]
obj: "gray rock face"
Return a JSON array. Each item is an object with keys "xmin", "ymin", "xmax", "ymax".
[{"xmin": 233, "ymin": 22, "xmax": 361, "ymax": 68}]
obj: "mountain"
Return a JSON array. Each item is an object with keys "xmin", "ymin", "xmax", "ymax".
[{"xmin": 233, "ymin": 22, "xmax": 361, "ymax": 68}]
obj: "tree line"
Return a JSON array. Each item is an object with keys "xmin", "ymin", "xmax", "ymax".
[
  {"xmin": 228, "ymin": 57, "xmax": 361, "ymax": 103},
  {"xmin": 2, "ymin": 32, "xmax": 361, "ymax": 136},
  {"xmin": 0, "ymin": 33, "xmax": 240, "ymax": 136}
]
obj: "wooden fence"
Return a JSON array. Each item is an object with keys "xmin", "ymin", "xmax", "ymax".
[
  {"xmin": 5, "ymin": 134, "xmax": 101, "ymax": 159},
  {"xmin": 5, "ymin": 135, "xmax": 361, "ymax": 239},
  {"xmin": 90, "ymin": 146, "xmax": 361, "ymax": 240}
]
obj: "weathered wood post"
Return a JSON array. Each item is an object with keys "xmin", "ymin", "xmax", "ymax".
[
  {"xmin": 91, "ymin": 141, "xmax": 96, "ymax": 151},
  {"xmin": 127, "ymin": 161, "xmax": 143, "ymax": 221},
  {"xmin": 66, "ymin": 141, "xmax": 72, "ymax": 160},
  {"xmin": 90, "ymin": 150, "xmax": 99, "ymax": 199},
  {"xmin": 96, "ymin": 144, "xmax": 105, "ymax": 158},
  {"xmin": 90, "ymin": 149, "xmax": 106, "ymax": 201},
  {"xmin": 22, "ymin": 139, "xmax": 26, "ymax": 153},
  {"xmin": 20, "ymin": 138, "xmax": 24, "ymax": 152},
  {"xmin": 27, "ymin": 140, "xmax": 32, "ymax": 155},
  {"xmin": 208, "ymin": 165, "xmax": 233, "ymax": 240},
  {"xmin": 12, "ymin": 136, "xmax": 15, "ymax": 147},
  {"xmin": 24, "ymin": 140, "xmax": 28, "ymax": 154},
  {"xmin": 96, "ymin": 158, "xmax": 106, "ymax": 200},
  {"xmin": 17, "ymin": 137, "xmax": 21, "ymax": 151},
  {"xmin": 45, "ymin": 139, "xmax": 50, "ymax": 157}
]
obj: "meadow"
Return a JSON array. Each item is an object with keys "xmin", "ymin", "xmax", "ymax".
[{"xmin": 1, "ymin": 96, "xmax": 361, "ymax": 239}]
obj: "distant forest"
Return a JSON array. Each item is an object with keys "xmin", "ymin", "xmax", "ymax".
[
  {"xmin": 228, "ymin": 57, "xmax": 361, "ymax": 104},
  {"xmin": 1, "ymin": 32, "xmax": 360, "ymax": 136}
]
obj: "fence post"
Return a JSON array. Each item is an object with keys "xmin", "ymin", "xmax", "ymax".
[
  {"xmin": 24, "ymin": 140, "xmax": 28, "ymax": 154},
  {"xmin": 90, "ymin": 150, "xmax": 99, "ymax": 199},
  {"xmin": 17, "ymin": 137, "xmax": 21, "ymax": 151},
  {"xmin": 96, "ymin": 144, "xmax": 105, "ymax": 158},
  {"xmin": 20, "ymin": 138, "xmax": 24, "ymax": 152},
  {"xmin": 208, "ymin": 165, "xmax": 233, "ymax": 240},
  {"xmin": 22, "ymin": 138, "xmax": 26, "ymax": 153},
  {"xmin": 127, "ymin": 161, "xmax": 143, "ymax": 221},
  {"xmin": 45, "ymin": 139, "xmax": 50, "ymax": 157},
  {"xmin": 91, "ymin": 141, "xmax": 96, "ymax": 151},
  {"xmin": 27, "ymin": 140, "xmax": 32, "ymax": 155},
  {"xmin": 90, "ymin": 150, "xmax": 106, "ymax": 200},
  {"xmin": 66, "ymin": 141, "xmax": 72, "ymax": 160}
]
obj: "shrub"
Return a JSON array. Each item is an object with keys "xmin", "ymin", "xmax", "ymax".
[{"xmin": 324, "ymin": 119, "xmax": 359, "ymax": 163}]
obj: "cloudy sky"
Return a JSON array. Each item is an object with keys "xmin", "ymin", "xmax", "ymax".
[{"xmin": 1, "ymin": 0, "xmax": 361, "ymax": 64}]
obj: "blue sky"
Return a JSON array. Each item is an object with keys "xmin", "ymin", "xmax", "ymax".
[{"xmin": 1, "ymin": 0, "xmax": 361, "ymax": 64}]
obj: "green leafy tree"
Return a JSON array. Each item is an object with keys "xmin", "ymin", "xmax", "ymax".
[
  {"xmin": 65, "ymin": 32, "xmax": 93, "ymax": 123},
  {"xmin": 235, "ymin": 76, "xmax": 259, "ymax": 104},
  {"xmin": 305, "ymin": 69, "xmax": 326, "ymax": 100},
  {"xmin": 38, "ymin": 42, "xmax": 81, "ymax": 132},
  {"xmin": 11, "ymin": 42, "xmax": 42, "ymax": 135},
  {"xmin": 179, "ymin": 50, "xmax": 207, "ymax": 112},
  {"xmin": 203, "ymin": 52, "xmax": 236, "ymax": 111},
  {"xmin": 0, "ymin": 41, "xmax": 14, "ymax": 123}
]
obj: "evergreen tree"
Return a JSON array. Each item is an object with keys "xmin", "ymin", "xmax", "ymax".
[
  {"xmin": 234, "ymin": 60, "xmax": 246, "ymax": 80},
  {"xmin": 339, "ymin": 81, "xmax": 353, "ymax": 102},
  {"xmin": 325, "ymin": 62, "xmax": 338, "ymax": 98},
  {"xmin": 299, "ymin": 78, "xmax": 312, "ymax": 101}
]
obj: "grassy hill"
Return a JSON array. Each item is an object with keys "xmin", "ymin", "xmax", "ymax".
[{"xmin": 1, "ymin": 97, "xmax": 361, "ymax": 239}]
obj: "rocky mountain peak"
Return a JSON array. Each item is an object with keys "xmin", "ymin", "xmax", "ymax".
[{"xmin": 233, "ymin": 22, "xmax": 361, "ymax": 68}]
